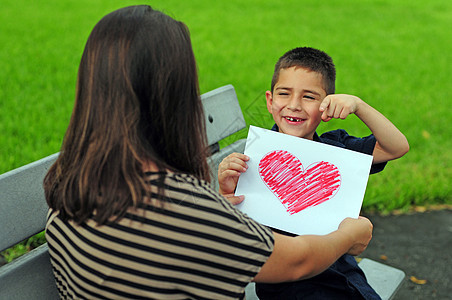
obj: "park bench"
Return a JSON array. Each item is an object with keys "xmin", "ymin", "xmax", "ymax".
[{"xmin": 0, "ymin": 84, "xmax": 405, "ymax": 299}]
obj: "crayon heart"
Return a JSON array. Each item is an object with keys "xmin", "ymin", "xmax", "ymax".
[{"xmin": 259, "ymin": 150, "xmax": 341, "ymax": 214}]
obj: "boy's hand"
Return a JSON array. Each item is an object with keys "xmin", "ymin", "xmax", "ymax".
[
  {"xmin": 218, "ymin": 153, "xmax": 249, "ymax": 205},
  {"xmin": 320, "ymin": 94, "xmax": 409, "ymax": 163},
  {"xmin": 319, "ymin": 94, "xmax": 363, "ymax": 122}
]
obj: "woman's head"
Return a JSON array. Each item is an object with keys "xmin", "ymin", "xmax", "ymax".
[{"xmin": 45, "ymin": 5, "xmax": 210, "ymax": 224}]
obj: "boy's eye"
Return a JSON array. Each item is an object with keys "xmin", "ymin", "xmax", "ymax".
[
  {"xmin": 304, "ymin": 95, "xmax": 316, "ymax": 100},
  {"xmin": 278, "ymin": 92, "xmax": 289, "ymax": 96}
]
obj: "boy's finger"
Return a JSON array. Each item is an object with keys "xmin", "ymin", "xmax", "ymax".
[
  {"xmin": 221, "ymin": 153, "xmax": 248, "ymax": 165},
  {"xmin": 218, "ymin": 169, "xmax": 242, "ymax": 183},
  {"xmin": 322, "ymin": 99, "xmax": 337, "ymax": 120},
  {"xmin": 319, "ymin": 97, "xmax": 331, "ymax": 112},
  {"xmin": 327, "ymin": 98, "xmax": 337, "ymax": 115},
  {"xmin": 340, "ymin": 108, "xmax": 350, "ymax": 119},
  {"xmin": 229, "ymin": 162, "xmax": 247, "ymax": 173},
  {"xmin": 229, "ymin": 152, "xmax": 249, "ymax": 161},
  {"xmin": 220, "ymin": 155, "xmax": 248, "ymax": 170},
  {"xmin": 221, "ymin": 169, "xmax": 241, "ymax": 178},
  {"xmin": 227, "ymin": 157, "xmax": 249, "ymax": 170},
  {"xmin": 333, "ymin": 106, "xmax": 342, "ymax": 119},
  {"xmin": 321, "ymin": 110, "xmax": 331, "ymax": 122}
]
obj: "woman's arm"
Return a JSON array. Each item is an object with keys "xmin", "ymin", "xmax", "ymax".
[{"xmin": 254, "ymin": 217, "xmax": 373, "ymax": 283}]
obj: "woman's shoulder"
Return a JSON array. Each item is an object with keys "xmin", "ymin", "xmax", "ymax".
[
  {"xmin": 144, "ymin": 171, "xmax": 274, "ymax": 244},
  {"xmin": 144, "ymin": 171, "xmax": 212, "ymax": 193}
]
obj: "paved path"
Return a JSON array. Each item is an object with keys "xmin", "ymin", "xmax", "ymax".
[{"xmin": 360, "ymin": 209, "xmax": 451, "ymax": 300}]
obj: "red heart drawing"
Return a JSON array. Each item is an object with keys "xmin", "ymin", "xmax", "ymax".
[{"xmin": 259, "ymin": 150, "xmax": 341, "ymax": 215}]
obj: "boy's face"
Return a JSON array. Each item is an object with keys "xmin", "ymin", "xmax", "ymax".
[{"xmin": 266, "ymin": 66, "xmax": 326, "ymax": 140}]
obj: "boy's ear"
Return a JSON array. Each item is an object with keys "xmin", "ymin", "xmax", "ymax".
[{"xmin": 265, "ymin": 91, "xmax": 273, "ymax": 114}]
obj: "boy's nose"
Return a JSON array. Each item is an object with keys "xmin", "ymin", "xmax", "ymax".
[{"xmin": 287, "ymin": 96, "xmax": 302, "ymax": 111}]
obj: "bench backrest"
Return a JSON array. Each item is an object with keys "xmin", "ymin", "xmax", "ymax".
[
  {"xmin": 0, "ymin": 84, "xmax": 246, "ymax": 299},
  {"xmin": 0, "ymin": 154, "xmax": 59, "ymax": 299}
]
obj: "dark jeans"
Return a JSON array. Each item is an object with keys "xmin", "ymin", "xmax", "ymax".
[{"xmin": 256, "ymin": 255, "xmax": 381, "ymax": 300}]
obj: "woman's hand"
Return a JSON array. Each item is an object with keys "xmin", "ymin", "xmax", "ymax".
[
  {"xmin": 338, "ymin": 216, "xmax": 373, "ymax": 256},
  {"xmin": 254, "ymin": 217, "xmax": 374, "ymax": 283}
]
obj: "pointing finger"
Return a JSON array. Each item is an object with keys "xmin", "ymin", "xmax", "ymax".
[{"xmin": 319, "ymin": 96, "xmax": 331, "ymax": 112}]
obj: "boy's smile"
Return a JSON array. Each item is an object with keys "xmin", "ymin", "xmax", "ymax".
[{"xmin": 266, "ymin": 67, "xmax": 327, "ymax": 140}]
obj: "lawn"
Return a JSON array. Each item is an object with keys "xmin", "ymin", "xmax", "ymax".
[{"xmin": 1, "ymin": 0, "xmax": 451, "ymax": 216}]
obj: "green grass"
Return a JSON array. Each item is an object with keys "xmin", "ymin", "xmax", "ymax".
[
  {"xmin": 1, "ymin": 0, "xmax": 450, "ymax": 220},
  {"xmin": 0, "ymin": 232, "xmax": 46, "ymax": 264}
]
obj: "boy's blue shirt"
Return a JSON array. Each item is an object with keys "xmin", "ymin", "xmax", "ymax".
[
  {"xmin": 271, "ymin": 124, "xmax": 387, "ymax": 174},
  {"xmin": 258, "ymin": 124, "xmax": 384, "ymax": 300}
]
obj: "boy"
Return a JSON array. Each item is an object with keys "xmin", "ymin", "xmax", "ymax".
[{"xmin": 218, "ymin": 47, "xmax": 409, "ymax": 299}]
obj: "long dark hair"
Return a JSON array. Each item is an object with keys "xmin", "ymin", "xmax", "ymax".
[{"xmin": 44, "ymin": 5, "xmax": 210, "ymax": 224}]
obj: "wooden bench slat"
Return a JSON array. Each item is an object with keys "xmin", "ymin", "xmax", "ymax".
[
  {"xmin": 202, "ymin": 84, "xmax": 246, "ymax": 146},
  {"xmin": 0, "ymin": 153, "xmax": 58, "ymax": 252},
  {"xmin": 0, "ymin": 243, "xmax": 59, "ymax": 299}
]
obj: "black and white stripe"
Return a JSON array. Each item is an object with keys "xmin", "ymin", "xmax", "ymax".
[{"xmin": 46, "ymin": 172, "xmax": 274, "ymax": 299}]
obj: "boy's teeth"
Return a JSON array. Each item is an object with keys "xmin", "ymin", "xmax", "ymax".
[{"xmin": 286, "ymin": 117, "xmax": 301, "ymax": 121}]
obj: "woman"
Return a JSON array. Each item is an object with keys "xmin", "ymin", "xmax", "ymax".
[{"xmin": 44, "ymin": 5, "xmax": 373, "ymax": 299}]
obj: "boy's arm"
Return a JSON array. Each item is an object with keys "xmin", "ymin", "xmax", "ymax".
[
  {"xmin": 218, "ymin": 153, "xmax": 249, "ymax": 204},
  {"xmin": 320, "ymin": 94, "xmax": 409, "ymax": 164}
]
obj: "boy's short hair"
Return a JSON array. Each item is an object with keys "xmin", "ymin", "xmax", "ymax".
[{"xmin": 271, "ymin": 47, "xmax": 336, "ymax": 95}]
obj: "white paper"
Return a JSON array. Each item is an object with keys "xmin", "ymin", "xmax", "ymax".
[{"xmin": 235, "ymin": 126, "xmax": 373, "ymax": 235}]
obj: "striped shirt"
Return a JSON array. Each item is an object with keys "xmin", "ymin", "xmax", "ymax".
[{"xmin": 45, "ymin": 172, "xmax": 274, "ymax": 299}]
